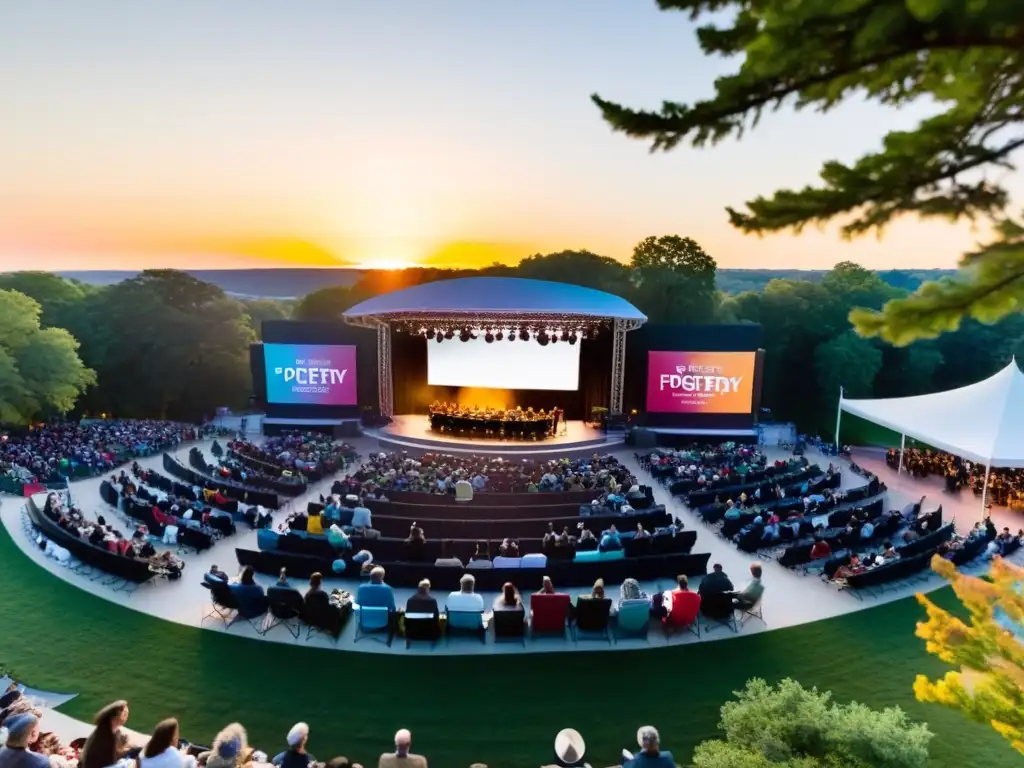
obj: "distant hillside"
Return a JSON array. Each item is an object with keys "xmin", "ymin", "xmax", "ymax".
[
  {"xmin": 50, "ymin": 267, "xmax": 958, "ymax": 298},
  {"xmin": 55, "ymin": 269, "xmax": 362, "ymax": 298}
]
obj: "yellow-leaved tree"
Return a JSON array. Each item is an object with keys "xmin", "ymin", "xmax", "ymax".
[{"xmin": 915, "ymin": 556, "xmax": 1024, "ymax": 755}]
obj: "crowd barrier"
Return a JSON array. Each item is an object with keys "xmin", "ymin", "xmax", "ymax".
[
  {"xmin": 236, "ymin": 547, "xmax": 712, "ymax": 589},
  {"xmin": 162, "ymin": 453, "xmax": 280, "ymax": 509}
]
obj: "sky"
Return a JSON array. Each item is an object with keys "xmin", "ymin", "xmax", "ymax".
[{"xmin": 0, "ymin": 1, "xmax": 1017, "ymax": 273}]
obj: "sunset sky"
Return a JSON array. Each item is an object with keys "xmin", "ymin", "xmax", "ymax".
[{"xmin": 1, "ymin": 1, "xmax": 1018, "ymax": 272}]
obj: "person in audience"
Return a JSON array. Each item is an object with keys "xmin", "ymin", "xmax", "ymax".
[
  {"xmin": 326, "ymin": 758, "xmax": 362, "ymax": 768},
  {"xmin": 229, "ymin": 566, "xmax": 266, "ymax": 613},
  {"xmin": 535, "ymin": 576, "xmax": 557, "ymax": 595},
  {"xmin": 405, "ymin": 579, "xmax": 438, "ymax": 616},
  {"xmin": 139, "ymin": 718, "xmax": 196, "ymax": 768},
  {"xmin": 268, "ymin": 568, "xmax": 302, "ymax": 607},
  {"xmin": 80, "ymin": 700, "xmax": 131, "ymax": 768},
  {"xmin": 357, "ymin": 566, "xmax": 397, "ymax": 612},
  {"xmin": 351, "ymin": 503, "xmax": 373, "ymax": 532},
  {"xmin": 272, "ymin": 723, "xmax": 314, "ymax": 768},
  {"xmin": 405, "ymin": 522, "xmax": 426, "ymax": 562},
  {"xmin": 833, "ymin": 554, "xmax": 867, "ymax": 581},
  {"xmin": 204, "ymin": 565, "xmax": 229, "ymax": 585},
  {"xmin": 0, "ymin": 713, "xmax": 48, "ymax": 768},
  {"xmin": 634, "ymin": 521, "xmax": 650, "ymax": 540},
  {"xmin": 446, "ymin": 573, "xmax": 485, "ymax": 613},
  {"xmin": 377, "ymin": 728, "xmax": 426, "ymax": 768},
  {"xmin": 619, "ymin": 577, "xmax": 649, "ymax": 607},
  {"xmin": 203, "ymin": 722, "xmax": 252, "ymax": 768},
  {"xmin": 732, "ymin": 562, "xmax": 764, "ymax": 609},
  {"xmin": 498, "ymin": 538, "xmax": 520, "ymax": 558},
  {"xmin": 623, "ymin": 725, "xmax": 675, "ymax": 767},
  {"xmin": 809, "ymin": 538, "xmax": 831, "ymax": 560},
  {"xmin": 698, "ymin": 563, "xmax": 733, "ymax": 599},
  {"xmin": 576, "ymin": 527, "xmax": 598, "ymax": 552},
  {"xmin": 305, "ymin": 572, "xmax": 324, "ymax": 602},
  {"xmin": 434, "ymin": 540, "xmax": 463, "ymax": 568},
  {"xmin": 880, "ymin": 541, "xmax": 897, "ymax": 561},
  {"xmin": 493, "ymin": 582, "xmax": 523, "ymax": 612},
  {"xmin": 599, "ymin": 525, "xmax": 622, "ymax": 552},
  {"xmin": 467, "ymin": 541, "xmax": 492, "ymax": 568},
  {"xmin": 580, "ymin": 578, "xmax": 605, "ymax": 601},
  {"xmin": 859, "ymin": 517, "xmax": 875, "ymax": 540}
]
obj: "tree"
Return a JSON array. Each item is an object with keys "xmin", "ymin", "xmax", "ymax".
[
  {"xmin": 914, "ymin": 556, "xmax": 1024, "ymax": 756},
  {"xmin": 691, "ymin": 678, "xmax": 932, "ymax": 768},
  {"xmin": 592, "ymin": 0, "xmax": 1024, "ymax": 344},
  {"xmin": 629, "ymin": 235, "xmax": 719, "ymax": 323},
  {"xmin": 293, "ymin": 286, "xmax": 360, "ymax": 321},
  {"xmin": 814, "ymin": 330, "xmax": 883, "ymax": 430},
  {"xmin": 241, "ymin": 298, "xmax": 292, "ymax": 337},
  {"xmin": 0, "ymin": 289, "xmax": 96, "ymax": 424},
  {"xmin": 513, "ymin": 250, "xmax": 629, "ymax": 294},
  {"xmin": 80, "ymin": 270, "xmax": 254, "ymax": 420}
]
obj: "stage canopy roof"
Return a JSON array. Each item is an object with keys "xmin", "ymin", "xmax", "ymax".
[
  {"xmin": 343, "ymin": 277, "xmax": 647, "ymax": 324},
  {"xmin": 840, "ymin": 359, "xmax": 1024, "ymax": 467}
]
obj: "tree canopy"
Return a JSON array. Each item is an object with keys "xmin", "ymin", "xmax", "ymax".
[
  {"xmin": 915, "ymin": 556, "xmax": 1024, "ymax": 756},
  {"xmin": 0, "ymin": 289, "xmax": 95, "ymax": 424},
  {"xmin": 593, "ymin": 0, "xmax": 1024, "ymax": 344},
  {"xmin": 691, "ymin": 678, "xmax": 932, "ymax": 768}
]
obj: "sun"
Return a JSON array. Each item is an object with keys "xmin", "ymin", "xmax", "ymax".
[{"xmin": 358, "ymin": 258, "xmax": 418, "ymax": 270}]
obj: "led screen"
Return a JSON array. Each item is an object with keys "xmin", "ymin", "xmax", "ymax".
[
  {"xmin": 263, "ymin": 344, "xmax": 358, "ymax": 405},
  {"xmin": 427, "ymin": 335, "xmax": 581, "ymax": 390},
  {"xmin": 646, "ymin": 351, "xmax": 756, "ymax": 414}
]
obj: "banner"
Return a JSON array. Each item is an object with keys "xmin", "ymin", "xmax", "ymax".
[
  {"xmin": 264, "ymin": 344, "xmax": 358, "ymax": 406},
  {"xmin": 646, "ymin": 351, "xmax": 756, "ymax": 414}
]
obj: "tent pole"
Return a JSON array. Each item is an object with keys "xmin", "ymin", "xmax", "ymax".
[
  {"xmin": 898, "ymin": 434, "xmax": 905, "ymax": 474},
  {"xmin": 980, "ymin": 464, "xmax": 991, "ymax": 521},
  {"xmin": 834, "ymin": 386, "xmax": 844, "ymax": 449}
]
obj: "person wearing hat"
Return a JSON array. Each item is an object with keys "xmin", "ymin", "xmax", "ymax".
[
  {"xmin": 271, "ymin": 723, "xmax": 314, "ymax": 768},
  {"xmin": 0, "ymin": 713, "xmax": 48, "ymax": 768}
]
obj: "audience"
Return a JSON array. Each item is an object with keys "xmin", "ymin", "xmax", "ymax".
[
  {"xmin": 377, "ymin": 729, "xmax": 426, "ymax": 768},
  {"xmin": 0, "ymin": 713, "xmax": 48, "ymax": 768},
  {"xmin": 492, "ymin": 582, "xmax": 523, "ymax": 612},
  {"xmin": 447, "ymin": 574, "xmax": 485, "ymax": 613},
  {"xmin": 139, "ymin": 719, "xmax": 195, "ymax": 768},
  {"xmin": 732, "ymin": 563, "xmax": 765, "ymax": 609},
  {"xmin": 79, "ymin": 701, "xmax": 131, "ymax": 768},
  {"xmin": 272, "ymin": 723, "xmax": 314, "ymax": 768},
  {"xmin": 623, "ymin": 726, "xmax": 675, "ymax": 768},
  {"xmin": 357, "ymin": 567, "xmax": 397, "ymax": 613},
  {"xmin": 697, "ymin": 563, "xmax": 733, "ymax": 599},
  {"xmin": 405, "ymin": 579, "xmax": 439, "ymax": 616}
]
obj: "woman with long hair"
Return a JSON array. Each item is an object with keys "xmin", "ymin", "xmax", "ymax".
[
  {"xmin": 139, "ymin": 718, "xmax": 196, "ymax": 768},
  {"xmin": 79, "ymin": 700, "xmax": 130, "ymax": 768}
]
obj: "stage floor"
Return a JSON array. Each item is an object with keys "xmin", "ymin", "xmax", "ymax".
[{"xmin": 370, "ymin": 415, "xmax": 620, "ymax": 455}]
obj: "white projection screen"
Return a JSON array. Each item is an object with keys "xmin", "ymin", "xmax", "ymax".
[{"xmin": 427, "ymin": 336, "xmax": 581, "ymax": 390}]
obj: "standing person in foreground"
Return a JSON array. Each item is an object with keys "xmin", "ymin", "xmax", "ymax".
[{"xmin": 377, "ymin": 729, "xmax": 426, "ymax": 768}]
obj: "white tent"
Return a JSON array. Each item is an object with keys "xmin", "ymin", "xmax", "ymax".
[{"xmin": 836, "ymin": 359, "xmax": 1024, "ymax": 511}]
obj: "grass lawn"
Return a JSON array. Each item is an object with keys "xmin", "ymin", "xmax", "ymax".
[{"xmin": 0, "ymin": 523, "xmax": 1016, "ymax": 768}]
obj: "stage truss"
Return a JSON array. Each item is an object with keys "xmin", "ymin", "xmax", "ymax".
[{"xmin": 346, "ymin": 312, "xmax": 645, "ymax": 420}]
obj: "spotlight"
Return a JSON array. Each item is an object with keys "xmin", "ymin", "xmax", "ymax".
[
  {"xmin": 519, "ymin": 328, "xmax": 530, "ymax": 342},
  {"xmin": 568, "ymin": 332, "xmax": 578, "ymax": 345},
  {"xmin": 436, "ymin": 334, "xmax": 444, "ymax": 344},
  {"xmin": 485, "ymin": 331, "xmax": 494, "ymax": 343},
  {"xmin": 444, "ymin": 329, "xmax": 454, "ymax": 340},
  {"xmin": 425, "ymin": 328, "xmax": 436, "ymax": 340},
  {"xmin": 495, "ymin": 329, "xmax": 504, "ymax": 341}
]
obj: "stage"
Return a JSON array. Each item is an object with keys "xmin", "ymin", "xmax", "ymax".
[{"xmin": 366, "ymin": 414, "xmax": 624, "ymax": 456}]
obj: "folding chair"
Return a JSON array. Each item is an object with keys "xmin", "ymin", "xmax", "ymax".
[
  {"xmin": 492, "ymin": 608, "xmax": 527, "ymax": 646},
  {"xmin": 201, "ymin": 581, "xmax": 237, "ymax": 625},
  {"xmin": 445, "ymin": 609, "xmax": 487, "ymax": 644},
  {"xmin": 404, "ymin": 611, "xmax": 441, "ymax": 649},
  {"xmin": 573, "ymin": 598, "xmax": 613, "ymax": 644},
  {"xmin": 354, "ymin": 605, "xmax": 394, "ymax": 646},
  {"xmin": 614, "ymin": 599, "xmax": 651, "ymax": 642},
  {"xmin": 263, "ymin": 588, "xmax": 304, "ymax": 639}
]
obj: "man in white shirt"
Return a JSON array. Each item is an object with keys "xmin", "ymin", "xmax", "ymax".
[{"xmin": 446, "ymin": 574, "xmax": 485, "ymax": 612}]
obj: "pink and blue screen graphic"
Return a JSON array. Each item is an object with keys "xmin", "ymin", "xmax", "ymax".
[{"xmin": 264, "ymin": 344, "xmax": 358, "ymax": 405}]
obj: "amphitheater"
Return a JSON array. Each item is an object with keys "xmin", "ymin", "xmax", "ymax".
[{"xmin": 2, "ymin": 430, "xmax": 1022, "ymax": 768}]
